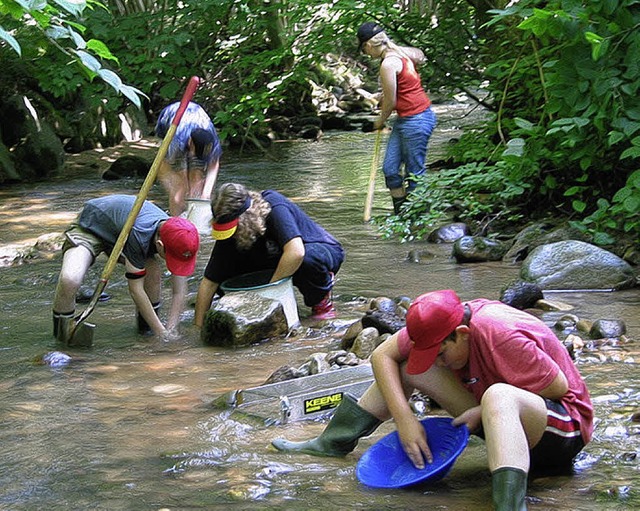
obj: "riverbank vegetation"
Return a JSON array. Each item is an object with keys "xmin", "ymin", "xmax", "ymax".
[{"xmin": 1, "ymin": 0, "xmax": 638, "ymax": 252}]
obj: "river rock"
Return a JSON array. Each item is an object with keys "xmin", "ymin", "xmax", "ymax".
[
  {"xmin": 341, "ymin": 320, "xmax": 363, "ymax": 351},
  {"xmin": 351, "ymin": 327, "xmax": 381, "ymax": 359},
  {"xmin": 500, "ymin": 281, "xmax": 544, "ymax": 310},
  {"xmin": 102, "ymin": 155, "xmax": 151, "ymax": 180},
  {"xmin": 361, "ymin": 308, "xmax": 406, "ymax": 334},
  {"xmin": 589, "ymin": 319, "xmax": 626, "ymax": 339},
  {"xmin": 452, "ymin": 235, "xmax": 508, "ymax": 263},
  {"xmin": 201, "ymin": 291, "xmax": 288, "ymax": 347},
  {"xmin": 503, "ymin": 222, "xmax": 590, "ymax": 263},
  {"xmin": 520, "ymin": 240, "xmax": 637, "ymax": 290},
  {"xmin": 428, "ymin": 222, "xmax": 470, "ymax": 243}
]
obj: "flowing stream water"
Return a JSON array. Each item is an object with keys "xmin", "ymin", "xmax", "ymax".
[{"xmin": 0, "ymin": 102, "xmax": 638, "ymax": 510}]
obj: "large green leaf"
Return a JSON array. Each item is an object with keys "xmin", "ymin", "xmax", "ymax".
[{"xmin": 0, "ymin": 26, "xmax": 21, "ymax": 55}]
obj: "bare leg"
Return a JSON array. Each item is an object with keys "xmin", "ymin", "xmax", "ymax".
[
  {"xmin": 186, "ymin": 167, "xmax": 205, "ymax": 201},
  {"xmin": 481, "ymin": 383, "xmax": 547, "ymax": 472},
  {"xmin": 53, "ymin": 245, "xmax": 93, "ymax": 313},
  {"xmin": 158, "ymin": 161, "xmax": 188, "ymax": 216},
  {"xmin": 357, "ymin": 362, "xmax": 478, "ymax": 421}
]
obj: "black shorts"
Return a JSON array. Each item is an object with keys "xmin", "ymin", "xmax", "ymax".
[{"xmin": 529, "ymin": 399, "xmax": 585, "ymax": 472}]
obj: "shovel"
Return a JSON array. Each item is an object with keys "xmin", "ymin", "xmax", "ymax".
[
  {"xmin": 62, "ymin": 76, "xmax": 201, "ymax": 346},
  {"xmin": 363, "ymin": 129, "xmax": 382, "ymax": 222}
]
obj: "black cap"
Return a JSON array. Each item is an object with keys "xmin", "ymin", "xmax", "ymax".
[{"xmin": 357, "ymin": 22, "xmax": 384, "ymax": 50}]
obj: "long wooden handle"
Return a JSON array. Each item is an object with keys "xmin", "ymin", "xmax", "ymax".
[
  {"xmin": 363, "ymin": 130, "xmax": 382, "ymax": 222},
  {"xmin": 74, "ymin": 76, "xmax": 201, "ymax": 326}
]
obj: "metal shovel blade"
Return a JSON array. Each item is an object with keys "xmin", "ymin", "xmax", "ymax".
[{"xmin": 58, "ymin": 319, "xmax": 95, "ymax": 348}]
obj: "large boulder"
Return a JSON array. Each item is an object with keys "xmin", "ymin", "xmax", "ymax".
[
  {"xmin": 520, "ymin": 240, "xmax": 637, "ymax": 290},
  {"xmin": 0, "ymin": 95, "xmax": 65, "ymax": 181},
  {"xmin": 201, "ymin": 291, "xmax": 288, "ymax": 347}
]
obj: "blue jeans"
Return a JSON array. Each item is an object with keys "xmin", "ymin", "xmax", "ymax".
[{"xmin": 382, "ymin": 107, "xmax": 437, "ymax": 191}]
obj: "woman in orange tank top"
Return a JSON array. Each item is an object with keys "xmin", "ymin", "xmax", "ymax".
[{"xmin": 357, "ymin": 22, "xmax": 437, "ymax": 214}]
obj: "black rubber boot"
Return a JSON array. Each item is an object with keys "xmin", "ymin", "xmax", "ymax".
[
  {"xmin": 392, "ymin": 196, "xmax": 406, "ymax": 214},
  {"xmin": 271, "ymin": 393, "xmax": 382, "ymax": 456},
  {"xmin": 137, "ymin": 302, "xmax": 161, "ymax": 335},
  {"xmin": 53, "ymin": 310, "xmax": 74, "ymax": 339},
  {"xmin": 492, "ymin": 467, "xmax": 528, "ymax": 511}
]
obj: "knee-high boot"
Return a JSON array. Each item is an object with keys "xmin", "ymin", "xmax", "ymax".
[
  {"xmin": 389, "ymin": 188, "xmax": 407, "ymax": 214},
  {"xmin": 137, "ymin": 302, "xmax": 161, "ymax": 335},
  {"xmin": 492, "ymin": 467, "xmax": 528, "ymax": 511},
  {"xmin": 271, "ymin": 393, "xmax": 382, "ymax": 457}
]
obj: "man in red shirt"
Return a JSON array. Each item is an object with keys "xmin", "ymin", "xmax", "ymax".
[{"xmin": 272, "ymin": 290, "xmax": 593, "ymax": 510}]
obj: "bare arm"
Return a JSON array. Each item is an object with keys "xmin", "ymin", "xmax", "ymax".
[
  {"xmin": 166, "ymin": 275, "xmax": 188, "ymax": 331},
  {"xmin": 271, "ymin": 237, "xmax": 304, "ymax": 282},
  {"xmin": 371, "ymin": 334, "xmax": 432, "ymax": 468},
  {"xmin": 127, "ymin": 275, "xmax": 166, "ymax": 337},
  {"xmin": 194, "ymin": 277, "xmax": 219, "ymax": 327},
  {"xmin": 539, "ymin": 370, "xmax": 569, "ymax": 400},
  {"xmin": 374, "ymin": 56, "xmax": 402, "ymax": 129}
]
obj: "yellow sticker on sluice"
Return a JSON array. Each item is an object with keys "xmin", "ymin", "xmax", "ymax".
[{"xmin": 304, "ymin": 392, "xmax": 343, "ymax": 414}]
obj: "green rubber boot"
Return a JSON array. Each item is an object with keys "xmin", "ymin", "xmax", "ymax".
[
  {"xmin": 271, "ymin": 393, "xmax": 382, "ymax": 457},
  {"xmin": 492, "ymin": 467, "xmax": 528, "ymax": 511}
]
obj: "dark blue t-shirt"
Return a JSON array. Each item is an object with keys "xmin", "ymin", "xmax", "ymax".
[{"xmin": 203, "ymin": 190, "xmax": 341, "ymax": 284}]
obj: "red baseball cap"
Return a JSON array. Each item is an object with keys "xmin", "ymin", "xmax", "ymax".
[
  {"xmin": 405, "ymin": 290, "xmax": 465, "ymax": 375},
  {"xmin": 159, "ymin": 217, "xmax": 199, "ymax": 276}
]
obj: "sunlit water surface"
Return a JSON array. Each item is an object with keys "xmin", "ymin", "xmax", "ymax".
[{"xmin": 0, "ymin": 102, "xmax": 638, "ymax": 510}]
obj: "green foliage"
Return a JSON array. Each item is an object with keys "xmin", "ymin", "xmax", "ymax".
[
  {"xmin": 0, "ymin": 0, "xmax": 146, "ymax": 107},
  {"xmin": 378, "ymin": 160, "xmax": 528, "ymax": 242},
  {"xmin": 439, "ymin": 0, "xmax": 640, "ymax": 247},
  {"xmin": 570, "ymin": 169, "xmax": 640, "ymax": 246}
]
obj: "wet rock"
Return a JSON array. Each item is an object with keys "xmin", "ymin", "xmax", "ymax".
[
  {"xmin": 37, "ymin": 351, "xmax": 72, "ymax": 368},
  {"xmin": 361, "ymin": 309, "xmax": 405, "ymax": 335},
  {"xmin": 201, "ymin": 291, "xmax": 288, "ymax": 347},
  {"xmin": 535, "ymin": 299, "xmax": 574, "ymax": 311},
  {"xmin": 308, "ymin": 352, "xmax": 331, "ymax": 374},
  {"xmin": 263, "ymin": 365, "xmax": 305, "ymax": 384},
  {"xmin": 503, "ymin": 222, "xmax": 589, "ymax": 263},
  {"xmin": 407, "ymin": 249, "xmax": 436, "ymax": 263},
  {"xmin": 589, "ymin": 319, "xmax": 626, "ymax": 339},
  {"xmin": 500, "ymin": 281, "xmax": 544, "ymax": 310},
  {"xmin": 341, "ymin": 320, "xmax": 363, "ymax": 351},
  {"xmin": 520, "ymin": 240, "xmax": 636, "ymax": 290},
  {"xmin": 396, "ymin": 296, "xmax": 412, "ymax": 311},
  {"xmin": 427, "ymin": 222, "xmax": 470, "ymax": 243},
  {"xmin": 370, "ymin": 297, "xmax": 397, "ymax": 313},
  {"xmin": 452, "ymin": 235, "xmax": 508, "ymax": 263},
  {"xmin": 102, "ymin": 155, "xmax": 151, "ymax": 180},
  {"xmin": 325, "ymin": 350, "xmax": 348, "ymax": 365},
  {"xmin": 335, "ymin": 351, "xmax": 361, "ymax": 366},
  {"xmin": 351, "ymin": 327, "xmax": 381, "ymax": 359},
  {"xmin": 631, "ymin": 410, "xmax": 640, "ymax": 423}
]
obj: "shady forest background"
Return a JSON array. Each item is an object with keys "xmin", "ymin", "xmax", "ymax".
[{"xmin": 0, "ymin": 0, "xmax": 639, "ymax": 254}]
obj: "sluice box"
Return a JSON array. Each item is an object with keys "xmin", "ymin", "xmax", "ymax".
[{"xmin": 213, "ymin": 363, "xmax": 374, "ymax": 425}]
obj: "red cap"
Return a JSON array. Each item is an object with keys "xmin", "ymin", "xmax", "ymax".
[
  {"xmin": 159, "ymin": 217, "xmax": 199, "ymax": 276},
  {"xmin": 405, "ymin": 290, "xmax": 464, "ymax": 375}
]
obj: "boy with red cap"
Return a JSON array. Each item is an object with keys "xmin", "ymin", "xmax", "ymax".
[
  {"xmin": 272, "ymin": 289, "xmax": 593, "ymax": 510},
  {"xmin": 52, "ymin": 194, "xmax": 199, "ymax": 344}
]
